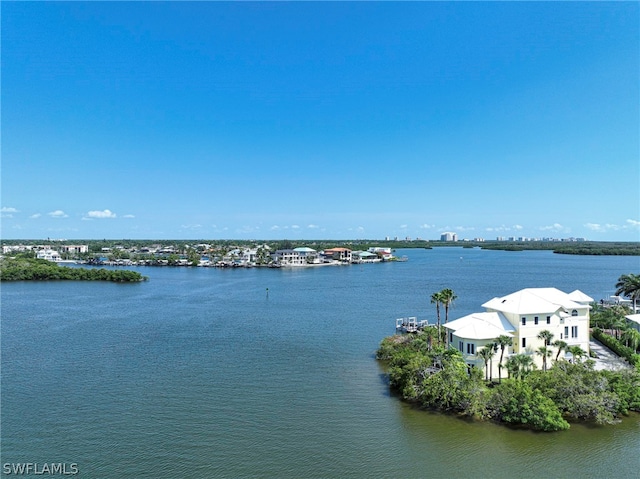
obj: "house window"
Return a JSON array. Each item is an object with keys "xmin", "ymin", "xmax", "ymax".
[
  {"xmin": 546, "ymin": 316, "xmax": 551, "ymax": 325},
  {"xmin": 522, "ymin": 337, "xmax": 526, "ymax": 348},
  {"xmin": 466, "ymin": 343, "xmax": 475, "ymax": 355},
  {"xmin": 534, "ymin": 316, "xmax": 539, "ymax": 325},
  {"xmin": 521, "ymin": 317, "xmax": 526, "ymax": 326},
  {"xmin": 572, "ymin": 310, "xmax": 578, "ymax": 317},
  {"xmin": 458, "ymin": 341, "xmax": 464, "ymax": 352},
  {"xmin": 571, "ymin": 326, "xmax": 578, "ymax": 338},
  {"xmin": 449, "ymin": 332, "xmax": 453, "ymax": 343},
  {"xmin": 564, "ymin": 326, "xmax": 569, "ymax": 338}
]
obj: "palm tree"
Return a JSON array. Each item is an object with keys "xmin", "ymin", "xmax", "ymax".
[
  {"xmin": 519, "ymin": 355, "xmax": 534, "ymax": 377},
  {"xmin": 536, "ymin": 346, "xmax": 553, "ymax": 372},
  {"xmin": 568, "ymin": 345, "xmax": 586, "ymax": 363},
  {"xmin": 621, "ymin": 329, "xmax": 640, "ymax": 352},
  {"xmin": 615, "ymin": 273, "xmax": 640, "ymax": 312},
  {"xmin": 505, "ymin": 355, "xmax": 520, "ymax": 379},
  {"xmin": 611, "ymin": 314, "xmax": 628, "ymax": 340},
  {"xmin": 423, "ymin": 326, "xmax": 438, "ymax": 351},
  {"xmin": 537, "ymin": 329, "xmax": 554, "ymax": 346},
  {"xmin": 495, "ymin": 335, "xmax": 513, "ymax": 383},
  {"xmin": 487, "ymin": 341, "xmax": 498, "ymax": 381},
  {"xmin": 476, "ymin": 347, "xmax": 494, "ymax": 382},
  {"xmin": 553, "ymin": 340, "xmax": 568, "ymax": 361},
  {"xmin": 440, "ymin": 288, "xmax": 457, "ymax": 325},
  {"xmin": 505, "ymin": 354, "xmax": 534, "ymax": 380},
  {"xmin": 430, "ymin": 291, "xmax": 443, "ymax": 345}
]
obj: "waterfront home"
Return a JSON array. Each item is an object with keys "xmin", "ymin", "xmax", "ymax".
[
  {"xmin": 272, "ymin": 247, "xmax": 319, "ymax": 265},
  {"xmin": 444, "ymin": 287, "xmax": 592, "ymax": 376},
  {"xmin": 322, "ymin": 247, "xmax": 352, "ymax": 263},
  {"xmin": 368, "ymin": 247, "xmax": 393, "ymax": 260},
  {"xmin": 444, "ymin": 312, "xmax": 515, "ymax": 378},
  {"xmin": 352, "ymin": 251, "xmax": 380, "ymax": 263},
  {"xmin": 36, "ymin": 248, "xmax": 62, "ymax": 262}
]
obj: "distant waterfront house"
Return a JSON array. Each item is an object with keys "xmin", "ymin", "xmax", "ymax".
[
  {"xmin": 241, "ymin": 248, "xmax": 258, "ymax": 264},
  {"xmin": 36, "ymin": 248, "xmax": 62, "ymax": 262},
  {"xmin": 445, "ymin": 288, "xmax": 592, "ymax": 375},
  {"xmin": 294, "ymin": 247, "xmax": 320, "ymax": 264},
  {"xmin": 367, "ymin": 247, "xmax": 393, "ymax": 260},
  {"xmin": 352, "ymin": 251, "xmax": 379, "ymax": 262},
  {"xmin": 272, "ymin": 247, "xmax": 318, "ymax": 265},
  {"xmin": 322, "ymin": 247, "xmax": 352, "ymax": 263}
]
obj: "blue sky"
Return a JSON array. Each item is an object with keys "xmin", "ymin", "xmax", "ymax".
[{"xmin": 2, "ymin": 1, "xmax": 638, "ymax": 241}]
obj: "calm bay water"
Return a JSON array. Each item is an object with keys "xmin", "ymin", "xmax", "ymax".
[{"xmin": 2, "ymin": 247, "xmax": 640, "ymax": 478}]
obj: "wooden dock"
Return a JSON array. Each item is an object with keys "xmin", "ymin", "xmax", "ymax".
[{"xmin": 395, "ymin": 317, "xmax": 429, "ymax": 333}]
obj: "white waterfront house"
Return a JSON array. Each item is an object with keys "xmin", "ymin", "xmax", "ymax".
[
  {"xmin": 352, "ymin": 251, "xmax": 379, "ymax": 262},
  {"xmin": 444, "ymin": 288, "xmax": 592, "ymax": 377},
  {"xmin": 272, "ymin": 247, "xmax": 318, "ymax": 265},
  {"xmin": 36, "ymin": 248, "xmax": 62, "ymax": 262}
]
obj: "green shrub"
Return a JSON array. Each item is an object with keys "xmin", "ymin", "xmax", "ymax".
[{"xmin": 487, "ymin": 380, "xmax": 569, "ymax": 431}]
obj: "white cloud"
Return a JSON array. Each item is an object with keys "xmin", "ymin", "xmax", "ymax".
[
  {"xmin": 585, "ymin": 223, "xmax": 605, "ymax": 232},
  {"xmin": 585, "ymin": 220, "xmax": 639, "ymax": 233},
  {"xmin": 419, "ymin": 224, "xmax": 434, "ymax": 229},
  {"xmin": 30, "ymin": 213, "xmax": 42, "ymax": 219},
  {"xmin": 86, "ymin": 209, "xmax": 116, "ymax": 219},
  {"xmin": 235, "ymin": 225, "xmax": 261, "ymax": 234},
  {"xmin": 1, "ymin": 207, "xmax": 19, "ymax": 217},
  {"xmin": 486, "ymin": 224, "xmax": 523, "ymax": 232},
  {"xmin": 123, "ymin": 214, "xmax": 135, "ymax": 218},
  {"xmin": 48, "ymin": 210, "xmax": 68, "ymax": 218},
  {"xmin": 399, "ymin": 224, "xmax": 408, "ymax": 229},
  {"xmin": 540, "ymin": 223, "xmax": 566, "ymax": 232},
  {"xmin": 270, "ymin": 225, "xmax": 280, "ymax": 230},
  {"xmin": 307, "ymin": 224, "xmax": 319, "ymax": 229},
  {"xmin": 585, "ymin": 222, "xmax": 621, "ymax": 232},
  {"xmin": 181, "ymin": 224, "xmax": 202, "ymax": 229},
  {"xmin": 485, "ymin": 224, "xmax": 510, "ymax": 232},
  {"xmin": 1, "ymin": 207, "xmax": 19, "ymax": 216},
  {"xmin": 291, "ymin": 224, "xmax": 300, "ymax": 229},
  {"xmin": 625, "ymin": 219, "xmax": 640, "ymax": 229}
]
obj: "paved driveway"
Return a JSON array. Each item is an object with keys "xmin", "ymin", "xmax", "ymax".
[{"xmin": 589, "ymin": 339, "xmax": 634, "ymax": 371}]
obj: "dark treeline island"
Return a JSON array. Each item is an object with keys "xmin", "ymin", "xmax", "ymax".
[{"xmin": 0, "ymin": 256, "xmax": 146, "ymax": 282}]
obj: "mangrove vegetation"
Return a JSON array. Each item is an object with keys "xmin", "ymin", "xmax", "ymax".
[{"xmin": 0, "ymin": 256, "xmax": 147, "ymax": 282}]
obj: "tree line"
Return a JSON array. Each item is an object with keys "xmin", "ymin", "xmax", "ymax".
[{"xmin": 0, "ymin": 257, "xmax": 147, "ymax": 282}]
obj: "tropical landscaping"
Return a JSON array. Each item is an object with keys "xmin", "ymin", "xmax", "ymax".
[{"xmin": 377, "ymin": 276, "xmax": 640, "ymax": 432}]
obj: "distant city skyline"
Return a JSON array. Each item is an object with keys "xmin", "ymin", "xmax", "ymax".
[{"xmin": 2, "ymin": 2, "xmax": 638, "ymax": 241}]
